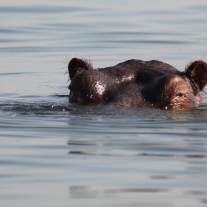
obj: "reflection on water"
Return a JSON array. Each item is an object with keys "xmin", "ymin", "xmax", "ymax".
[
  {"xmin": 1, "ymin": 0, "xmax": 207, "ymax": 207},
  {"xmin": 69, "ymin": 186, "xmax": 168, "ymax": 199}
]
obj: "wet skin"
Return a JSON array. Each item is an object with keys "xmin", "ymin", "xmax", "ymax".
[{"xmin": 68, "ymin": 58, "xmax": 207, "ymax": 110}]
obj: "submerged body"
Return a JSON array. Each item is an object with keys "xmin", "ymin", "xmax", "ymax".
[{"xmin": 68, "ymin": 58, "xmax": 207, "ymax": 110}]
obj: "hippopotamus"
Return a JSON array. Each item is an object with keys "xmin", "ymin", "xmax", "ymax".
[{"xmin": 68, "ymin": 58, "xmax": 207, "ymax": 110}]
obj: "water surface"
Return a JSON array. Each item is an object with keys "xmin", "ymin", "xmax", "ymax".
[{"xmin": 1, "ymin": 0, "xmax": 207, "ymax": 207}]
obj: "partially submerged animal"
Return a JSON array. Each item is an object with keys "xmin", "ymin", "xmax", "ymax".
[{"xmin": 68, "ymin": 58, "xmax": 207, "ymax": 110}]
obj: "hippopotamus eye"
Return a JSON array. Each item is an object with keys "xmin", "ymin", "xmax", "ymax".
[
  {"xmin": 177, "ymin": 93, "xmax": 186, "ymax": 98},
  {"xmin": 177, "ymin": 93, "xmax": 183, "ymax": 97}
]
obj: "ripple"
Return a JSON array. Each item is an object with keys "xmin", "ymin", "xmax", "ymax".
[
  {"xmin": 0, "ymin": 5, "xmax": 86, "ymax": 14},
  {"xmin": 69, "ymin": 186, "xmax": 168, "ymax": 199}
]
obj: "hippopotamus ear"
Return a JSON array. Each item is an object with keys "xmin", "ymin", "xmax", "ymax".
[
  {"xmin": 185, "ymin": 60, "xmax": 207, "ymax": 93},
  {"xmin": 68, "ymin": 58, "xmax": 93, "ymax": 79}
]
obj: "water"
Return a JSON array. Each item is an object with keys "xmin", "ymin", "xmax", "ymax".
[{"xmin": 1, "ymin": 0, "xmax": 207, "ymax": 206}]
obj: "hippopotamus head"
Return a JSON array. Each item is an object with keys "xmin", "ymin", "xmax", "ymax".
[
  {"xmin": 68, "ymin": 58, "xmax": 207, "ymax": 110},
  {"xmin": 141, "ymin": 60, "xmax": 207, "ymax": 110}
]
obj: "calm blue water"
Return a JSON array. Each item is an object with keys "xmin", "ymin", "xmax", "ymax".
[{"xmin": 1, "ymin": 0, "xmax": 207, "ymax": 207}]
